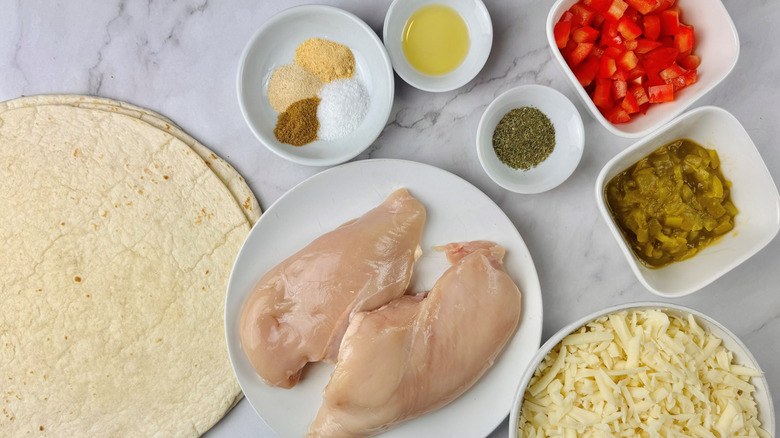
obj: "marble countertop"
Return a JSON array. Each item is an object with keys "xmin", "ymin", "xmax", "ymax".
[{"xmin": 2, "ymin": 1, "xmax": 777, "ymax": 436}]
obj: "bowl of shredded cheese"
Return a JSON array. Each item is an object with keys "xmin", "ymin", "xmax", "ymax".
[{"xmin": 510, "ymin": 302, "xmax": 774, "ymax": 438}]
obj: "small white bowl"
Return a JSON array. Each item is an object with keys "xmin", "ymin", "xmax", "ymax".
[
  {"xmin": 476, "ymin": 85, "xmax": 584, "ymax": 194},
  {"xmin": 595, "ymin": 106, "xmax": 780, "ymax": 297},
  {"xmin": 546, "ymin": 0, "xmax": 740, "ymax": 138},
  {"xmin": 237, "ymin": 5, "xmax": 394, "ymax": 166},
  {"xmin": 383, "ymin": 0, "xmax": 492, "ymax": 92},
  {"xmin": 509, "ymin": 302, "xmax": 776, "ymax": 438}
]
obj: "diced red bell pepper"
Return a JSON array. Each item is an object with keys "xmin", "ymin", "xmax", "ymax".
[
  {"xmin": 569, "ymin": 42, "xmax": 595, "ymax": 66},
  {"xmin": 641, "ymin": 47, "xmax": 678, "ymax": 73},
  {"xmin": 612, "ymin": 79, "xmax": 628, "ymax": 99},
  {"xmin": 678, "ymin": 54, "xmax": 700, "ymax": 70},
  {"xmin": 599, "ymin": 55, "xmax": 618, "ymax": 78},
  {"xmin": 623, "ymin": 6, "xmax": 641, "ymax": 25},
  {"xmin": 554, "ymin": 21, "xmax": 572, "ymax": 48},
  {"xmin": 643, "ymin": 14, "xmax": 661, "ymax": 40},
  {"xmin": 604, "ymin": 106, "xmax": 631, "ymax": 123},
  {"xmin": 618, "ymin": 50, "xmax": 639, "ymax": 71},
  {"xmin": 604, "ymin": 46, "xmax": 624, "ymax": 58},
  {"xmin": 635, "ymin": 38, "xmax": 663, "ymax": 54},
  {"xmin": 618, "ymin": 16, "xmax": 643, "ymax": 40},
  {"xmin": 606, "ymin": 0, "xmax": 629, "ymax": 21},
  {"xmin": 629, "ymin": 74, "xmax": 645, "ymax": 86},
  {"xmin": 659, "ymin": 8, "xmax": 679, "ymax": 36},
  {"xmin": 648, "ymin": 83, "xmax": 675, "ymax": 102},
  {"xmin": 653, "ymin": 0, "xmax": 676, "ymax": 13},
  {"xmin": 612, "ymin": 68, "xmax": 628, "ymax": 81},
  {"xmin": 592, "ymin": 45, "xmax": 606, "ymax": 58},
  {"xmin": 571, "ymin": 3, "xmax": 597, "ymax": 26},
  {"xmin": 572, "ymin": 26, "xmax": 601, "ymax": 43},
  {"xmin": 682, "ymin": 68, "xmax": 697, "ymax": 86},
  {"xmin": 659, "ymin": 63, "xmax": 684, "ymax": 81},
  {"xmin": 560, "ymin": 11, "xmax": 575, "ymax": 22},
  {"xmin": 592, "ymin": 13, "xmax": 606, "ymax": 29},
  {"xmin": 621, "ymin": 93, "xmax": 641, "ymax": 113},
  {"xmin": 574, "ymin": 55, "xmax": 601, "ymax": 86},
  {"xmin": 675, "ymin": 24, "xmax": 695, "ymax": 54},
  {"xmin": 626, "ymin": 0, "xmax": 658, "ymax": 15},
  {"xmin": 624, "ymin": 39, "xmax": 638, "ymax": 51},
  {"xmin": 630, "ymin": 85, "xmax": 650, "ymax": 105},
  {"xmin": 592, "ymin": 78, "xmax": 614, "ymax": 110},
  {"xmin": 584, "ymin": 0, "xmax": 612, "ymax": 12}
]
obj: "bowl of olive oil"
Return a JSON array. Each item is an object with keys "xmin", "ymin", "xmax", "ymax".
[{"xmin": 383, "ymin": 0, "xmax": 493, "ymax": 92}]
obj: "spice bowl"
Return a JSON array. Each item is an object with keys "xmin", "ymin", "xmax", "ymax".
[
  {"xmin": 476, "ymin": 85, "xmax": 584, "ymax": 194},
  {"xmin": 595, "ymin": 106, "xmax": 780, "ymax": 297},
  {"xmin": 237, "ymin": 5, "xmax": 394, "ymax": 166},
  {"xmin": 383, "ymin": 0, "xmax": 492, "ymax": 93}
]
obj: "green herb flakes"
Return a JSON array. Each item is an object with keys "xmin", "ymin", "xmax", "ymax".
[{"xmin": 492, "ymin": 107, "xmax": 556, "ymax": 170}]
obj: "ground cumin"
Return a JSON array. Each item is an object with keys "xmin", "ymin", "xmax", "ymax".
[
  {"xmin": 274, "ymin": 97, "xmax": 320, "ymax": 146},
  {"xmin": 295, "ymin": 38, "xmax": 355, "ymax": 83}
]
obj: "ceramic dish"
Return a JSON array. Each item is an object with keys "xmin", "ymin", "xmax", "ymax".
[
  {"xmin": 596, "ymin": 106, "xmax": 780, "ymax": 297},
  {"xmin": 476, "ymin": 85, "xmax": 584, "ymax": 194},
  {"xmin": 383, "ymin": 0, "xmax": 492, "ymax": 92},
  {"xmin": 509, "ymin": 302, "xmax": 776, "ymax": 438},
  {"xmin": 237, "ymin": 5, "xmax": 393, "ymax": 166},
  {"xmin": 546, "ymin": 0, "xmax": 739, "ymax": 138},
  {"xmin": 225, "ymin": 159, "xmax": 543, "ymax": 438}
]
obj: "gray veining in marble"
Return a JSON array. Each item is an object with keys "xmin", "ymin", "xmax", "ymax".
[{"xmin": 1, "ymin": 1, "xmax": 778, "ymax": 437}]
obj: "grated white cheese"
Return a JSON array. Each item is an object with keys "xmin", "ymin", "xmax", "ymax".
[{"xmin": 517, "ymin": 310, "xmax": 769, "ymax": 438}]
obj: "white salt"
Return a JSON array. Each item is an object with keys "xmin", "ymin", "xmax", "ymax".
[{"xmin": 317, "ymin": 77, "xmax": 369, "ymax": 141}]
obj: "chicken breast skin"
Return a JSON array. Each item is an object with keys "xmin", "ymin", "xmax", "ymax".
[
  {"xmin": 308, "ymin": 241, "xmax": 522, "ymax": 437},
  {"xmin": 239, "ymin": 189, "xmax": 426, "ymax": 388}
]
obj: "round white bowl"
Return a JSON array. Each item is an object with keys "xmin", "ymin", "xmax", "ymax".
[
  {"xmin": 595, "ymin": 106, "xmax": 780, "ymax": 297},
  {"xmin": 546, "ymin": 0, "xmax": 740, "ymax": 138},
  {"xmin": 237, "ymin": 5, "xmax": 394, "ymax": 166},
  {"xmin": 383, "ymin": 0, "xmax": 492, "ymax": 92},
  {"xmin": 476, "ymin": 85, "xmax": 584, "ymax": 194},
  {"xmin": 509, "ymin": 302, "xmax": 775, "ymax": 438}
]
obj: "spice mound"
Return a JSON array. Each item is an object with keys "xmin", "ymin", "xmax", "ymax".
[
  {"xmin": 268, "ymin": 63, "xmax": 323, "ymax": 113},
  {"xmin": 295, "ymin": 38, "xmax": 355, "ymax": 83},
  {"xmin": 317, "ymin": 78, "xmax": 369, "ymax": 141},
  {"xmin": 274, "ymin": 97, "xmax": 320, "ymax": 146},
  {"xmin": 268, "ymin": 38, "xmax": 369, "ymax": 146},
  {"xmin": 492, "ymin": 107, "xmax": 556, "ymax": 171}
]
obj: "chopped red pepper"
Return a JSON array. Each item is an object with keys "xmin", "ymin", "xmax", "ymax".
[
  {"xmin": 605, "ymin": 0, "xmax": 629, "ymax": 21},
  {"xmin": 648, "ymin": 83, "xmax": 674, "ymax": 102},
  {"xmin": 584, "ymin": 0, "xmax": 612, "ymax": 12},
  {"xmin": 641, "ymin": 47, "xmax": 678, "ymax": 73},
  {"xmin": 612, "ymin": 79, "xmax": 628, "ymax": 99},
  {"xmin": 626, "ymin": 0, "xmax": 658, "ymax": 15},
  {"xmin": 618, "ymin": 16, "xmax": 643, "ymax": 40},
  {"xmin": 642, "ymin": 14, "xmax": 661, "ymax": 40},
  {"xmin": 574, "ymin": 55, "xmax": 602, "ymax": 86},
  {"xmin": 572, "ymin": 26, "xmax": 601, "ymax": 43},
  {"xmin": 599, "ymin": 55, "xmax": 618, "ymax": 78},
  {"xmin": 592, "ymin": 78, "xmax": 614, "ymax": 110},
  {"xmin": 678, "ymin": 54, "xmax": 700, "ymax": 70},
  {"xmin": 554, "ymin": 21, "xmax": 572, "ymax": 48},
  {"xmin": 604, "ymin": 106, "xmax": 631, "ymax": 123},
  {"xmin": 675, "ymin": 24, "xmax": 695, "ymax": 54},
  {"xmin": 659, "ymin": 8, "xmax": 679, "ymax": 36},
  {"xmin": 618, "ymin": 50, "xmax": 639, "ymax": 71},
  {"xmin": 621, "ymin": 92, "xmax": 641, "ymax": 113},
  {"xmin": 634, "ymin": 38, "xmax": 662, "ymax": 54},
  {"xmin": 569, "ymin": 42, "xmax": 595, "ymax": 65},
  {"xmin": 571, "ymin": 3, "xmax": 597, "ymax": 26},
  {"xmin": 629, "ymin": 85, "xmax": 650, "ymax": 105}
]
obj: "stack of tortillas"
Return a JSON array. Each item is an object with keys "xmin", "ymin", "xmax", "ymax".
[{"xmin": 0, "ymin": 95, "xmax": 260, "ymax": 436}]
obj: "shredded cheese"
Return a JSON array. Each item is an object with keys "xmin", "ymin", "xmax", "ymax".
[{"xmin": 517, "ymin": 310, "xmax": 769, "ymax": 438}]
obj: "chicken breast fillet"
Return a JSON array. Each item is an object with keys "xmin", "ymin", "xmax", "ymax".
[
  {"xmin": 308, "ymin": 241, "xmax": 523, "ymax": 437},
  {"xmin": 239, "ymin": 189, "xmax": 426, "ymax": 388}
]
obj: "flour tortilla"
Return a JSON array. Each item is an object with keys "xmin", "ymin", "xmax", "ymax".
[
  {"xmin": 0, "ymin": 95, "xmax": 261, "ymax": 225},
  {"xmin": 0, "ymin": 105, "xmax": 250, "ymax": 436}
]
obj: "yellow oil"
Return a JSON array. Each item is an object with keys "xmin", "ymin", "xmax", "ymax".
[{"xmin": 402, "ymin": 5, "xmax": 470, "ymax": 76}]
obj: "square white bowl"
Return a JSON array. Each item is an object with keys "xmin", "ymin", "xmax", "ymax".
[
  {"xmin": 546, "ymin": 0, "xmax": 740, "ymax": 138},
  {"xmin": 595, "ymin": 106, "xmax": 780, "ymax": 297}
]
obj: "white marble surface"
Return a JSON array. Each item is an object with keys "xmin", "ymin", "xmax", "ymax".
[{"xmin": 2, "ymin": 1, "xmax": 778, "ymax": 437}]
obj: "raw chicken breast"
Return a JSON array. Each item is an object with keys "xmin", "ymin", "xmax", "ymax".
[
  {"xmin": 239, "ymin": 189, "xmax": 426, "ymax": 388},
  {"xmin": 308, "ymin": 241, "xmax": 522, "ymax": 437}
]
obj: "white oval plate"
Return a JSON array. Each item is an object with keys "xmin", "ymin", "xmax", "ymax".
[
  {"xmin": 237, "ymin": 5, "xmax": 394, "ymax": 166},
  {"xmin": 225, "ymin": 159, "xmax": 543, "ymax": 438}
]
